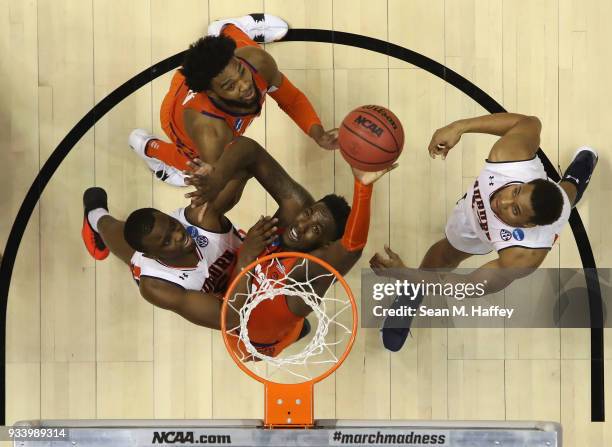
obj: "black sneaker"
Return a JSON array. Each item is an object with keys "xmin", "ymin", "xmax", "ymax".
[
  {"xmin": 380, "ymin": 293, "xmax": 423, "ymax": 352},
  {"xmin": 562, "ymin": 146, "xmax": 598, "ymax": 206}
]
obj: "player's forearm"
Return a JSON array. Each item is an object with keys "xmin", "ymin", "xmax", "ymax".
[
  {"xmin": 453, "ymin": 113, "xmax": 534, "ymax": 137},
  {"xmin": 212, "ymin": 137, "xmax": 262, "ymax": 180},
  {"xmin": 175, "ymin": 291, "xmax": 224, "ymax": 330},
  {"xmin": 341, "ymin": 179, "xmax": 374, "ymax": 252},
  {"xmin": 269, "ymin": 74, "xmax": 322, "ymax": 136}
]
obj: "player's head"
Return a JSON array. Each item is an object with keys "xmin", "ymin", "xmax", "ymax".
[
  {"xmin": 491, "ymin": 179, "xmax": 563, "ymax": 227},
  {"xmin": 124, "ymin": 208, "xmax": 194, "ymax": 258},
  {"xmin": 180, "ymin": 35, "xmax": 259, "ymax": 107},
  {"xmin": 281, "ymin": 195, "xmax": 351, "ymax": 251}
]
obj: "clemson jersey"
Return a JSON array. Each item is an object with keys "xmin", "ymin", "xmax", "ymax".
[
  {"xmin": 130, "ymin": 208, "xmax": 243, "ymax": 293},
  {"xmin": 160, "ymin": 56, "xmax": 269, "ymax": 159},
  {"xmin": 229, "ymin": 237, "xmax": 305, "ymax": 359},
  {"xmin": 464, "ymin": 156, "xmax": 572, "ymax": 252}
]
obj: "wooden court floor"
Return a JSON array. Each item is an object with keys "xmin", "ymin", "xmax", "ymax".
[{"xmin": 2, "ymin": 1, "xmax": 612, "ymax": 446}]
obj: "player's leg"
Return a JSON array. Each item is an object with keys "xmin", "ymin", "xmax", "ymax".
[
  {"xmin": 419, "ymin": 238, "xmax": 473, "ymax": 269},
  {"xmin": 128, "ymin": 129, "xmax": 188, "ymax": 187},
  {"xmin": 82, "ymin": 187, "xmax": 135, "ymax": 265},
  {"xmin": 208, "ymin": 14, "xmax": 289, "ymax": 45},
  {"xmin": 382, "ymin": 201, "xmax": 479, "ymax": 352},
  {"xmin": 96, "ymin": 216, "xmax": 134, "ymax": 266},
  {"xmin": 559, "ymin": 146, "xmax": 598, "ymax": 207}
]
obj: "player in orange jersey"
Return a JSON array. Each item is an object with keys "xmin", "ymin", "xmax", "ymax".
[
  {"xmin": 130, "ymin": 13, "xmax": 338, "ymax": 199},
  {"xmin": 184, "ymin": 137, "xmax": 396, "ymax": 358}
]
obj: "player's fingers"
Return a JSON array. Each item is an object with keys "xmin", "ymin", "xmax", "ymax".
[
  {"xmin": 264, "ymin": 231, "xmax": 278, "ymax": 244},
  {"xmin": 442, "ymin": 146, "xmax": 451, "ymax": 160},
  {"xmin": 189, "ymin": 197, "xmax": 206, "ymax": 208},
  {"xmin": 186, "ymin": 159, "xmax": 204, "ymax": 173},
  {"xmin": 254, "ymin": 215, "xmax": 275, "ymax": 231},
  {"xmin": 370, "ymin": 252, "xmax": 384, "ymax": 264},
  {"xmin": 259, "ymin": 218, "xmax": 279, "ymax": 233},
  {"xmin": 427, "ymin": 139, "xmax": 436, "ymax": 158},
  {"xmin": 384, "ymin": 244, "xmax": 399, "ymax": 259},
  {"xmin": 384, "ymin": 163, "xmax": 399, "ymax": 175}
]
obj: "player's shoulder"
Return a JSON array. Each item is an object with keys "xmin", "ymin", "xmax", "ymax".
[
  {"xmin": 235, "ymin": 46, "xmax": 278, "ymax": 83},
  {"xmin": 496, "ymin": 243, "xmax": 549, "ymax": 268},
  {"xmin": 482, "ymin": 155, "xmax": 546, "ymax": 182},
  {"xmin": 491, "ymin": 224, "xmax": 556, "ymax": 254},
  {"xmin": 184, "ymin": 106, "xmax": 233, "ymax": 135}
]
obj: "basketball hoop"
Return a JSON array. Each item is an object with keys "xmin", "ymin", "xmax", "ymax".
[{"xmin": 221, "ymin": 252, "xmax": 358, "ymax": 428}]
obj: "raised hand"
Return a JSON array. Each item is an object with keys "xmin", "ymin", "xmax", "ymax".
[
  {"xmin": 310, "ymin": 125, "xmax": 339, "ymax": 150},
  {"xmin": 351, "ymin": 163, "xmax": 398, "ymax": 186},
  {"xmin": 369, "ymin": 245, "xmax": 407, "ymax": 276},
  {"xmin": 427, "ymin": 123, "xmax": 463, "ymax": 159},
  {"xmin": 184, "ymin": 158, "xmax": 224, "ymax": 208},
  {"xmin": 238, "ymin": 216, "xmax": 279, "ymax": 264}
]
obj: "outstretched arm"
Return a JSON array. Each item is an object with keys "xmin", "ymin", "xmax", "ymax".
[
  {"xmin": 286, "ymin": 166, "xmax": 396, "ymax": 317},
  {"xmin": 139, "ymin": 277, "xmax": 240, "ymax": 329},
  {"xmin": 184, "ymin": 109, "xmax": 235, "ymax": 163},
  {"xmin": 427, "ymin": 113, "xmax": 541, "ymax": 162},
  {"xmin": 239, "ymin": 46, "xmax": 338, "ymax": 150},
  {"xmin": 186, "ymin": 137, "xmax": 314, "ymax": 225},
  {"xmin": 370, "ymin": 245, "xmax": 547, "ymax": 296}
]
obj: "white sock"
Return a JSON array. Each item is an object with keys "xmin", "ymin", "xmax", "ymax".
[{"xmin": 87, "ymin": 208, "xmax": 109, "ymax": 233}]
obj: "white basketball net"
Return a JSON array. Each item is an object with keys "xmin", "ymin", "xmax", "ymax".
[{"xmin": 225, "ymin": 257, "xmax": 354, "ymax": 382}]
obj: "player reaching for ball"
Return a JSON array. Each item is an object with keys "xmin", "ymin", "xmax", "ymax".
[
  {"xmin": 371, "ymin": 112, "xmax": 598, "ymax": 352},
  {"xmin": 189, "ymin": 104, "xmax": 404, "ymax": 207},
  {"xmin": 83, "ymin": 136, "xmax": 394, "ymax": 359},
  {"xmin": 127, "ymin": 13, "xmax": 338, "ymax": 198},
  {"xmin": 184, "ymin": 136, "xmax": 395, "ymax": 358}
]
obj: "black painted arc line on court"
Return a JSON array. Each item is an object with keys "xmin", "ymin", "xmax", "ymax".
[{"xmin": 0, "ymin": 28, "xmax": 603, "ymax": 424}]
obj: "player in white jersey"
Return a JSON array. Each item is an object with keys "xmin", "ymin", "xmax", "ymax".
[
  {"xmin": 371, "ymin": 112, "xmax": 598, "ymax": 351},
  {"xmin": 128, "ymin": 207, "xmax": 243, "ymax": 294},
  {"xmin": 80, "ymin": 181, "xmax": 261, "ymax": 329}
]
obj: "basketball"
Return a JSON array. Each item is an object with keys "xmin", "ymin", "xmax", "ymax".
[{"xmin": 338, "ymin": 105, "xmax": 404, "ymax": 171}]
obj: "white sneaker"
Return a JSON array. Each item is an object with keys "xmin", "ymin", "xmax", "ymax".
[
  {"xmin": 128, "ymin": 129, "xmax": 186, "ymax": 187},
  {"xmin": 207, "ymin": 13, "xmax": 289, "ymax": 43}
]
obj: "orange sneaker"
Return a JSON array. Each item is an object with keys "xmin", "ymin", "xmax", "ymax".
[{"xmin": 82, "ymin": 187, "xmax": 109, "ymax": 260}]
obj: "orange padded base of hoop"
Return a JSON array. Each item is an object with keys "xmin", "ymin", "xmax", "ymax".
[{"xmin": 264, "ymin": 383, "xmax": 313, "ymax": 427}]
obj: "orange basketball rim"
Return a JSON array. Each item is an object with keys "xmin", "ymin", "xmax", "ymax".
[{"xmin": 221, "ymin": 251, "xmax": 358, "ymax": 428}]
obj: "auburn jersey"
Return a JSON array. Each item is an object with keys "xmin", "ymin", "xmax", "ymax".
[
  {"xmin": 464, "ymin": 157, "xmax": 571, "ymax": 252},
  {"xmin": 130, "ymin": 208, "xmax": 243, "ymax": 293}
]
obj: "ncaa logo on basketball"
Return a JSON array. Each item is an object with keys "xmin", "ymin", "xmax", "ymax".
[
  {"xmin": 196, "ymin": 235, "xmax": 208, "ymax": 248},
  {"xmin": 354, "ymin": 115, "xmax": 384, "ymax": 137},
  {"xmin": 512, "ymin": 228, "xmax": 525, "ymax": 241},
  {"xmin": 500, "ymin": 229, "xmax": 512, "ymax": 241}
]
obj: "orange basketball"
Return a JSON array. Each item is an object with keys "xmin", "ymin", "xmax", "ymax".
[{"xmin": 338, "ymin": 105, "xmax": 404, "ymax": 171}]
